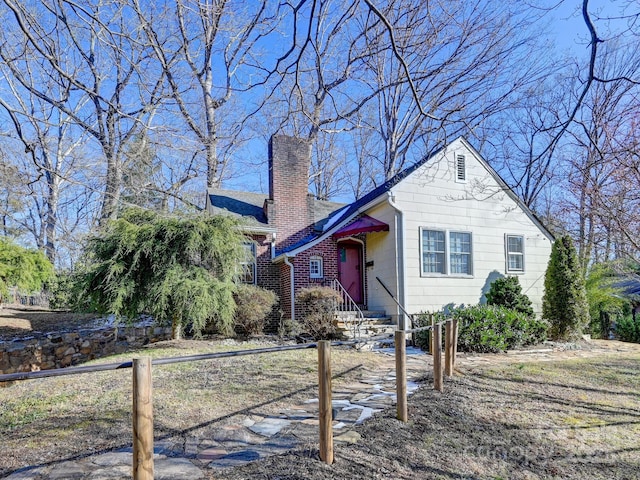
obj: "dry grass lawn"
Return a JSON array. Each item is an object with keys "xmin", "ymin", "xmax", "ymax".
[{"xmin": 2, "ymin": 307, "xmax": 640, "ymax": 479}]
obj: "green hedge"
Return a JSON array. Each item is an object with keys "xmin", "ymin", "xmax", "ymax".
[
  {"xmin": 615, "ymin": 315, "xmax": 640, "ymax": 343},
  {"xmin": 415, "ymin": 305, "xmax": 548, "ymax": 353}
]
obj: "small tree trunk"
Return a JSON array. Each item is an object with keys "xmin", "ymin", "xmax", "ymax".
[{"xmin": 172, "ymin": 315, "xmax": 182, "ymax": 340}]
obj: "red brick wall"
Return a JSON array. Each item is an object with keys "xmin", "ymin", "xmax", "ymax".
[
  {"xmin": 268, "ymin": 135, "xmax": 314, "ymax": 250},
  {"xmin": 246, "ymin": 233, "xmax": 281, "ymax": 330}
]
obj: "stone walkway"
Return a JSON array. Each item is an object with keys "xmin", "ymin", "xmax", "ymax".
[
  {"xmin": 6, "ymin": 339, "xmax": 640, "ymax": 480},
  {"xmin": 4, "ymin": 346, "xmax": 429, "ymax": 480}
]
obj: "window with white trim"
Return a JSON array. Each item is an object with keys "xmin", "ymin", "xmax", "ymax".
[
  {"xmin": 310, "ymin": 256, "xmax": 323, "ymax": 279},
  {"xmin": 449, "ymin": 232, "xmax": 472, "ymax": 275},
  {"xmin": 455, "ymin": 154, "xmax": 466, "ymax": 182},
  {"xmin": 240, "ymin": 242, "xmax": 257, "ymax": 284},
  {"xmin": 420, "ymin": 228, "xmax": 473, "ymax": 276},
  {"xmin": 421, "ymin": 229, "xmax": 446, "ymax": 274},
  {"xmin": 505, "ymin": 235, "xmax": 524, "ymax": 273}
]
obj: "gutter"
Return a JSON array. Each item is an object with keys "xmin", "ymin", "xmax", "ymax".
[
  {"xmin": 387, "ymin": 191, "xmax": 408, "ymax": 330},
  {"xmin": 271, "ymin": 195, "xmax": 388, "ymax": 263},
  {"xmin": 283, "ymin": 255, "xmax": 295, "ymax": 322}
]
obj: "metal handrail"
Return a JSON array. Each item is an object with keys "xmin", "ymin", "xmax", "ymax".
[
  {"xmin": 330, "ymin": 279, "xmax": 365, "ymax": 342},
  {"xmin": 375, "ymin": 276, "xmax": 415, "ymax": 330}
]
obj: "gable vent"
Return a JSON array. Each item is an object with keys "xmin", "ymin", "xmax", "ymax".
[{"xmin": 456, "ymin": 154, "xmax": 466, "ymax": 182}]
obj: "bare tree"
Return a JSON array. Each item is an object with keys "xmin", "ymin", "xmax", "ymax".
[
  {"xmin": 559, "ymin": 41, "xmax": 640, "ymax": 267},
  {"xmin": 132, "ymin": 0, "xmax": 277, "ymax": 192},
  {"xmin": 0, "ymin": 0, "xmax": 164, "ymax": 223}
]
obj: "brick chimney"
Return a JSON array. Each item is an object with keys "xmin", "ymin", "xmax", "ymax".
[{"xmin": 267, "ymin": 135, "xmax": 313, "ymax": 249}]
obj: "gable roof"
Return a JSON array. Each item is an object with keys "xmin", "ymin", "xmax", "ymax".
[
  {"xmin": 274, "ymin": 136, "xmax": 554, "ymax": 259},
  {"xmin": 207, "ymin": 188, "xmax": 345, "ymax": 235},
  {"xmin": 208, "ymin": 189, "xmax": 268, "ymax": 223},
  {"xmin": 207, "ymin": 136, "xmax": 554, "ymax": 257}
]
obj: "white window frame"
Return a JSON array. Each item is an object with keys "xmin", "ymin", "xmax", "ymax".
[
  {"xmin": 505, "ymin": 234, "xmax": 525, "ymax": 273},
  {"xmin": 455, "ymin": 154, "xmax": 467, "ymax": 183},
  {"xmin": 309, "ymin": 256, "xmax": 323, "ymax": 279},
  {"xmin": 420, "ymin": 228, "xmax": 473, "ymax": 277},
  {"xmin": 240, "ymin": 242, "xmax": 257, "ymax": 284},
  {"xmin": 420, "ymin": 228, "xmax": 446, "ymax": 274},
  {"xmin": 449, "ymin": 231, "xmax": 473, "ymax": 275}
]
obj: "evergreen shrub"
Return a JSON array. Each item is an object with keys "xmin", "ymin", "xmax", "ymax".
[
  {"xmin": 415, "ymin": 305, "xmax": 547, "ymax": 353},
  {"xmin": 615, "ymin": 315, "xmax": 640, "ymax": 343},
  {"xmin": 542, "ymin": 235, "xmax": 589, "ymax": 340},
  {"xmin": 486, "ymin": 276, "xmax": 534, "ymax": 317}
]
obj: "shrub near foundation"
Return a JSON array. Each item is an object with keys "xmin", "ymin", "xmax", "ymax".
[
  {"xmin": 296, "ymin": 286, "xmax": 342, "ymax": 340},
  {"xmin": 415, "ymin": 305, "xmax": 547, "ymax": 353},
  {"xmin": 233, "ymin": 284, "xmax": 278, "ymax": 336}
]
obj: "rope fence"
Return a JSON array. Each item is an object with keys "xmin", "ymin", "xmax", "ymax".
[{"xmin": 0, "ymin": 320, "xmax": 461, "ymax": 479}]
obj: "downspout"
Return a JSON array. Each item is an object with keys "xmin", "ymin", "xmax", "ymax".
[
  {"xmin": 283, "ymin": 255, "xmax": 295, "ymax": 322},
  {"xmin": 387, "ymin": 191, "xmax": 408, "ymax": 330},
  {"xmin": 270, "ymin": 232, "xmax": 277, "ymax": 260}
]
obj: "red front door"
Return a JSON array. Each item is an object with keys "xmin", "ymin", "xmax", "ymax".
[{"xmin": 338, "ymin": 242, "xmax": 363, "ymax": 304}]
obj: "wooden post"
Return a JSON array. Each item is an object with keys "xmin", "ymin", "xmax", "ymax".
[
  {"xmin": 318, "ymin": 341, "xmax": 333, "ymax": 464},
  {"xmin": 429, "ymin": 313, "xmax": 435, "ymax": 354},
  {"xmin": 452, "ymin": 318, "xmax": 459, "ymax": 369},
  {"xmin": 444, "ymin": 319, "xmax": 453, "ymax": 377},
  {"xmin": 133, "ymin": 357, "xmax": 153, "ymax": 480},
  {"xmin": 433, "ymin": 323, "xmax": 443, "ymax": 392},
  {"xmin": 395, "ymin": 330, "xmax": 408, "ymax": 422}
]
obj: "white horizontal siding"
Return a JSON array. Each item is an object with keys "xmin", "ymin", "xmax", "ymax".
[{"xmin": 365, "ymin": 138, "xmax": 552, "ymax": 316}]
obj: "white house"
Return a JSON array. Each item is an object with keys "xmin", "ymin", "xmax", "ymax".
[{"xmin": 208, "ymin": 135, "xmax": 553, "ymax": 329}]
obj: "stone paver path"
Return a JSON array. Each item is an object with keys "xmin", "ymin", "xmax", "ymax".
[
  {"xmin": 5, "ymin": 346, "xmax": 428, "ymax": 480},
  {"xmin": 5, "ymin": 339, "xmax": 639, "ymax": 479}
]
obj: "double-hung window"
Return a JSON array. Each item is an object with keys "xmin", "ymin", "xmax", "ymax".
[
  {"xmin": 449, "ymin": 232, "xmax": 472, "ymax": 275},
  {"xmin": 240, "ymin": 242, "xmax": 257, "ymax": 284},
  {"xmin": 506, "ymin": 235, "xmax": 524, "ymax": 273},
  {"xmin": 421, "ymin": 228, "xmax": 473, "ymax": 276},
  {"xmin": 422, "ymin": 229, "xmax": 446, "ymax": 274}
]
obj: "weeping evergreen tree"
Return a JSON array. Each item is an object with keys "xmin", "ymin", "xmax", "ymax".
[
  {"xmin": 75, "ymin": 209, "xmax": 246, "ymax": 337},
  {"xmin": 0, "ymin": 237, "xmax": 54, "ymax": 304},
  {"xmin": 542, "ymin": 235, "xmax": 589, "ymax": 340}
]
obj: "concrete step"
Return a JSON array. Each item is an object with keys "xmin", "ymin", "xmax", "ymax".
[
  {"xmin": 336, "ymin": 310, "xmax": 387, "ymax": 319},
  {"xmin": 335, "ymin": 317, "xmax": 393, "ymax": 329}
]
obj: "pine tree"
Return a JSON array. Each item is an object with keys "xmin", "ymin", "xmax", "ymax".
[{"xmin": 542, "ymin": 235, "xmax": 590, "ymax": 340}]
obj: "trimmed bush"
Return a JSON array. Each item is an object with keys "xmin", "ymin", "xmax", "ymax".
[
  {"xmin": 414, "ymin": 311, "xmax": 447, "ymax": 352},
  {"xmin": 615, "ymin": 315, "xmax": 640, "ymax": 343},
  {"xmin": 296, "ymin": 286, "xmax": 342, "ymax": 340},
  {"xmin": 486, "ymin": 276, "xmax": 534, "ymax": 318},
  {"xmin": 233, "ymin": 284, "xmax": 278, "ymax": 336},
  {"xmin": 415, "ymin": 305, "xmax": 547, "ymax": 353}
]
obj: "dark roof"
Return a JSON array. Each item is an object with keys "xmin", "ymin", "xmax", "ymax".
[
  {"xmin": 207, "ymin": 188, "xmax": 345, "ymax": 232},
  {"xmin": 208, "ymin": 189, "xmax": 269, "ymax": 226},
  {"xmin": 210, "ymin": 136, "xmax": 554, "ymax": 254},
  {"xmin": 274, "ymin": 151, "xmax": 446, "ymax": 255},
  {"xmin": 615, "ymin": 277, "xmax": 640, "ymax": 298},
  {"xmin": 319, "ymin": 144, "xmax": 448, "ymax": 229}
]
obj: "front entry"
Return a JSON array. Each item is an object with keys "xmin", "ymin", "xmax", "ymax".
[{"xmin": 338, "ymin": 241, "xmax": 364, "ymax": 304}]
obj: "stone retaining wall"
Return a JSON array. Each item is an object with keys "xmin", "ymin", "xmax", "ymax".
[{"xmin": 0, "ymin": 325, "xmax": 172, "ymax": 375}]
